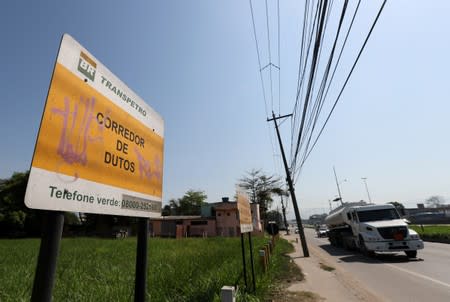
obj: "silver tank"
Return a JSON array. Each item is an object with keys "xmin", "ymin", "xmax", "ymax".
[{"xmin": 325, "ymin": 201, "xmax": 369, "ymax": 228}]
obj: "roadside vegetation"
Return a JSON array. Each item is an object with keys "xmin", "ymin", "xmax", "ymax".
[
  {"xmin": 410, "ymin": 224, "xmax": 450, "ymax": 243},
  {"xmin": 0, "ymin": 235, "xmax": 299, "ymax": 301}
]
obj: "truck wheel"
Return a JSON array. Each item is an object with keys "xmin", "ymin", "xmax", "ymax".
[
  {"xmin": 405, "ymin": 251, "xmax": 417, "ymax": 258},
  {"xmin": 329, "ymin": 234, "xmax": 336, "ymax": 246},
  {"xmin": 359, "ymin": 236, "xmax": 375, "ymax": 257}
]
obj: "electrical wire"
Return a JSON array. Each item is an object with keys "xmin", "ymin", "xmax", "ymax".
[
  {"xmin": 249, "ymin": 0, "xmax": 269, "ymax": 117},
  {"xmin": 277, "ymin": 0, "xmax": 281, "ymax": 114},
  {"xmin": 291, "ymin": 1, "xmax": 321, "ymax": 169},
  {"xmin": 296, "ymin": 0, "xmax": 348, "ymax": 177},
  {"xmin": 265, "ymin": 0, "xmax": 274, "ymax": 111},
  {"xmin": 249, "ymin": 0, "xmax": 386, "ymax": 188},
  {"xmin": 299, "ymin": 0, "xmax": 387, "ymax": 171},
  {"xmin": 291, "ymin": 0, "xmax": 329, "ymax": 176},
  {"xmin": 249, "ymin": 0, "xmax": 283, "ymax": 176}
]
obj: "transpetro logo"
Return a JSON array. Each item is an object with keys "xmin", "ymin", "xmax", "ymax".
[{"xmin": 77, "ymin": 51, "xmax": 96, "ymax": 81}]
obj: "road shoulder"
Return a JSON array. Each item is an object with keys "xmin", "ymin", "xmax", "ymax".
[{"xmin": 282, "ymin": 233, "xmax": 382, "ymax": 302}]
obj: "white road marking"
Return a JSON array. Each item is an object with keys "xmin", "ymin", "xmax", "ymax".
[{"xmin": 385, "ymin": 263, "xmax": 450, "ymax": 289}]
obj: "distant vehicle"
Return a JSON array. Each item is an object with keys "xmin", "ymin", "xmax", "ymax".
[
  {"xmin": 325, "ymin": 202, "xmax": 424, "ymax": 258},
  {"xmin": 407, "ymin": 212, "xmax": 447, "ymax": 224},
  {"xmin": 316, "ymin": 225, "xmax": 329, "ymax": 238}
]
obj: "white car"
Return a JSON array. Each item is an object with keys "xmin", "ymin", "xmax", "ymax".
[{"xmin": 316, "ymin": 225, "xmax": 329, "ymax": 238}]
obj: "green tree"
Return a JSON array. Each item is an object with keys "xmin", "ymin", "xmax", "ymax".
[
  {"xmin": 238, "ymin": 169, "xmax": 281, "ymax": 225},
  {"xmin": 0, "ymin": 171, "xmax": 43, "ymax": 237},
  {"xmin": 161, "ymin": 205, "xmax": 171, "ymax": 216},
  {"xmin": 169, "ymin": 190, "xmax": 207, "ymax": 216},
  {"xmin": 0, "ymin": 171, "xmax": 81, "ymax": 237},
  {"xmin": 425, "ymin": 196, "xmax": 445, "ymax": 208},
  {"xmin": 266, "ymin": 210, "xmax": 283, "ymax": 226},
  {"xmin": 64, "ymin": 212, "xmax": 81, "ymax": 225}
]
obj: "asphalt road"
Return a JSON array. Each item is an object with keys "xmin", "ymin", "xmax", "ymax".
[{"xmin": 303, "ymin": 228, "xmax": 450, "ymax": 302}]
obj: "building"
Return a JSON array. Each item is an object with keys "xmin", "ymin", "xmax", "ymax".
[
  {"xmin": 149, "ymin": 197, "xmax": 263, "ymax": 238},
  {"xmin": 149, "ymin": 216, "xmax": 216, "ymax": 238}
]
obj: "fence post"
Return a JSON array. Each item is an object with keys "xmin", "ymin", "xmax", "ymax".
[
  {"xmin": 259, "ymin": 249, "xmax": 267, "ymax": 272},
  {"xmin": 220, "ymin": 286, "xmax": 236, "ymax": 302}
]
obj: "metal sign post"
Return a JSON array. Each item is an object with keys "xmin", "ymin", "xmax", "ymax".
[
  {"xmin": 134, "ymin": 218, "xmax": 149, "ymax": 302},
  {"xmin": 236, "ymin": 189, "xmax": 253, "ymax": 291},
  {"xmin": 240, "ymin": 234, "xmax": 248, "ymax": 289},
  {"xmin": 31, "ymin": 211, "xmax": 64, "ymax": 302},
  {"xmin": 248, "ymin": 232, "xmax": 256, "ymax": 293}
]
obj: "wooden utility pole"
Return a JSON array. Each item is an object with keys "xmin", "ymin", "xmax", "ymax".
[{"xmin": 267, "ymin": 112, "xmax": 309, "ymax": 257}]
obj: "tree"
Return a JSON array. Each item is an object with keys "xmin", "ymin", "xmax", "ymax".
[
  {"xmin": 238, "ymin": 169, "xmax": 281, "ymax": 225},
  {"xmin": 0, "ymin": 171, "xmax": 42, "ymax": 237},
  {"xmin": 425, "ymin": 196, "xmax": 445, "ymax": 208},
  {"xmin": 64, "ymin": 212, "xmax": 81, "ymax": 225},
  {"xmin": 272, "ymin": 187, "xmax": 289, "ymax": 229},
  {"xmin": 266, "ymin": 210, "xmax": 283, "ymax": 226},
  {"xmin": 388, "ymin": 201, "xmax": 405, "ymax": 216},
  {"xmin": 161, "ymin": 205, "xmax": 171, "ymax": 216},
  {"xmin": 169, "ymin": 190, "xmax": 207, "ymax": 216}
]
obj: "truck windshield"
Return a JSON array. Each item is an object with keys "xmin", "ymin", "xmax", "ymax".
[{"xmin": 357, "ymin": 209, "xmax": 400, "ymax": 222}]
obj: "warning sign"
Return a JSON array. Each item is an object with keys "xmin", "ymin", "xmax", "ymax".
[
  {"xmin": 25, "ymin": 34, "xmax": 164, "ymax": 218},
  {"xmin": 237, "ymin": 190, "xmax": 253, "ymax": 233}
]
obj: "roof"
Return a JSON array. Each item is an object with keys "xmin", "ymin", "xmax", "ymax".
[
  {"xmin": 355, "ymin": 204, "xmax": 395, "ymax": 212},
  {"xmin": 150, "ymin": 215, "xmax": 204, "ymax": 221},
  {"xmin": 214, "ymin": 202, "xmax": 238, "ymax": 210}
]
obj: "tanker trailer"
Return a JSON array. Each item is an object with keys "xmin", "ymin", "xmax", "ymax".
[{"xmin": 325, "ymin": 202, "xmax": 424, "ymax": 258}]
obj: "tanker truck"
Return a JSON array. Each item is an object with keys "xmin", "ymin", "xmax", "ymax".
[{"xmin": 325, "ymin": 201, "xmax": 424, "ymax": 258}]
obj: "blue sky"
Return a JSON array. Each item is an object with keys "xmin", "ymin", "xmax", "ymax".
[{"xmin": 1, "ymin": 1, "xmax": 449, "ymax": 218}]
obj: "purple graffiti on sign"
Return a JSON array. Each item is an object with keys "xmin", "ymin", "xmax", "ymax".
[
  {"xmin": 51, "ymin": 96, "xmax": 103, "ymax": 168},
  {"xmin": 134, "ymin": 147, "xmax": 162, "ymax": 183}
]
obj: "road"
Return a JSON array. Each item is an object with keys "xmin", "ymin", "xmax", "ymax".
[{"xmin": 303, "ymin": 228, "xmax": 450, "ymax": 302}]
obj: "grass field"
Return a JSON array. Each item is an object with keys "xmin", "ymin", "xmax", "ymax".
[
  {"xmin": 410, "ymin": 224, "xmax": 450, "ymax": 242},
  {"xmin": 0, "ymin": 235, "xmax": 295, "ymax": 301}
]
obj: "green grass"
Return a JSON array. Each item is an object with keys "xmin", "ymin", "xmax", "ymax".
[
  {"xmin": 0, "ymin": 236, "xmax": 295, "ymax": 302},
  {"xmin": 410, "ymin": 225, "xmax": 450, "ymax": 242}
]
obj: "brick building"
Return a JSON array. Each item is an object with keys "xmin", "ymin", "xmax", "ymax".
[{"xmin": 149, "ymin": 197, "xmax": 262, "ymax": 238}]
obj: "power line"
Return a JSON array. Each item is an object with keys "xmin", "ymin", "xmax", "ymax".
[
  {"xmin": 291, "ymin": 1, "xmax": 321, "ymax": 169},
  {"xmin": 249, "ymin": 0, "xmax": 269, "ymax": 117},
  {"xmin": 291, "ymin": 0, "xmax": 316, "ymax": 166},
  {"xmin": 291, "ymin": 0, "xmax": 329, "ymax": 177},
  {"xmin": 249, "ymin": 0, "xmax": 282, "ymax": 175},
  {"xmin": 296, "ymin": 0, "xmax": 361, "ymax": 176},
  {"xmin": 296, "ymin": 0, "xmax": 338, "ymax": 169},
  {"xmin": 296, "ymin": 0, "xmax": 349, "ymax": 177},
  {"xmin": 277, "ymin": 0, "xmax": 281, "ymax": 114},
  {"xmin": 265, "ymin": 0, "xmax": 274, "ymax": 111},
  {"xmin": 300, "ymin": 0, "xmax": 387, "ymax": 169}
]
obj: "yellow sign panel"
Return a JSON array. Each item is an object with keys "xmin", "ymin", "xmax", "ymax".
[
  {"xmin": 33, "ymin": 63, "xmax": 163, "ymax": 197},
  {"xmin": 237, "ymin": 191, "xmax": 253, "ymax": 233},
  {"xmin": 25, "ymin": 34, "xmax": 164, "ymax": 217}
]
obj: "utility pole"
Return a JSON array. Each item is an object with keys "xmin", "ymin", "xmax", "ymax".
[
  {"xmin": 333, "ymin": 166, "xmax": 344, "ymax": 206},
  {"xmin": 267, "ymin": 112, "xmax": 309, "ymax": 257},
  {"xmin": 361, "ymin": 177, "xmax": 372, "ymax": 203}
]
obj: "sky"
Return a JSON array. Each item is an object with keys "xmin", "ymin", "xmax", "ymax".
[{"xmin": 1, "ymin": 1, "xmax": 449, "ymax": 219}]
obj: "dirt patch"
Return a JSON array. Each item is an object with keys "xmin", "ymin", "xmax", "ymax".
[
  {"xmin": 266, "ymin": 256, "xmax": 323, "ymax": 302},
  {"xmin": 266, "ymin": 290, "xmax": 324, "ymax": 302},
  {"xmin": 319, "ymin": 262, "xmax": 335, "ymax": 272}
]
